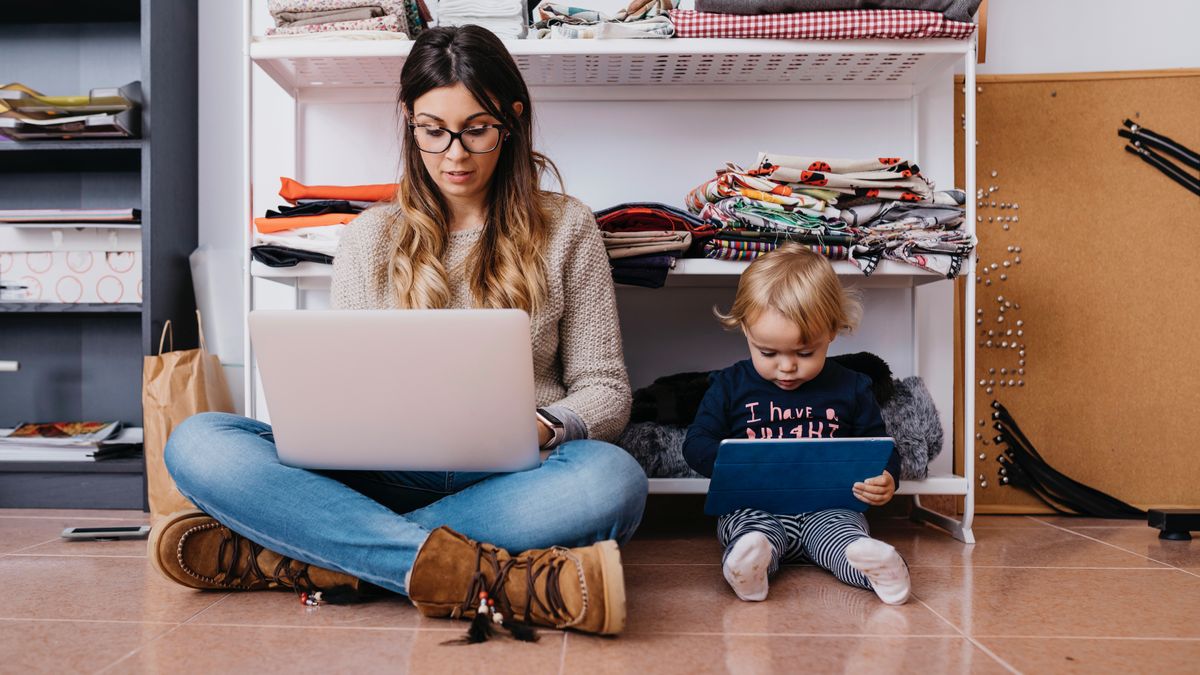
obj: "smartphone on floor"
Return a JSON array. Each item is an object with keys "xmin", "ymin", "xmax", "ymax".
[{"xmin": 61, "ymin": 525, "xmax": 150, "ymax": 540}]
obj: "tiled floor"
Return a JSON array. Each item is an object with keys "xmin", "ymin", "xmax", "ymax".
[{"xmin": 2, "ymin": 502, "xmax": 1198, "ymax": 674}]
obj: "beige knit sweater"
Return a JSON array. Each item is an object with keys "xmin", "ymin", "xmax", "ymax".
[{"xmin": 330, "ymin": 194, "xmax": 632, "ymax": 442}]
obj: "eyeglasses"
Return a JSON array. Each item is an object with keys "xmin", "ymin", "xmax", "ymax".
[{"xmin": 408, "ymin": 123, "xmax": 507, "ymax": 154}]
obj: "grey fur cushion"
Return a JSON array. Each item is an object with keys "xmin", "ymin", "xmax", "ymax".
[{"xmin": 618, "ymin": 375, "xmax": 942, "ymax": 481}]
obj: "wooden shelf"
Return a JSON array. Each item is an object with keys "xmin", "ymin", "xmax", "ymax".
[
  {"xmin": 0, "ymin": 456, "xmax": 143, "ymax": 474},
  {"xmin": 0, "ymin": 1, "xmax": 139, "ymax": 23},
  {"xmin": 0, "ymin": 456, "xmax": 144, "ymax": 510},
  {"xmin": 0, "ymin": 140, "xmax": 142, "ymax": 173},
  {"xmin": 0, "ymin": 303, "xmax": 142, "ymax": 314}
]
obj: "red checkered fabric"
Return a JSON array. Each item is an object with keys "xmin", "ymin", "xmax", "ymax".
[{"xmin": 669, "ymin": 9, "xmax": 976, "ymax": 40}]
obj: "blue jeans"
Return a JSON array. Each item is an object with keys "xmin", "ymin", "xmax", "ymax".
[{"xmin": 164, "ymin": 412, "xmax": 648, "ymax": 596}]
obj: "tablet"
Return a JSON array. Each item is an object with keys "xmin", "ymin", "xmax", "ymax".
[{"xmin": 703, "ymin": 437, "xmax": 894, "ymax": 516}]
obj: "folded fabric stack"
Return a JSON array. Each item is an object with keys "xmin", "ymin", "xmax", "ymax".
[
  {"xmin": 0, "ymin": 82, "xmax": 141, "ymax": 141},
  {"xmin": 593, "ymin": 202, "xmax": 717, "ymax": 288},
  {"xmin": 685, "ymin": 162, "xmax": 850, "ymax": 262},
  {"xmin": 530, "ymin": 0, "xmax": 675, "ymax": 39},
  {"xmin": 839, "ymin": 193, "xmax": 973, "ymax": 277},
  {"xmin": 437, "ymin": 0, "xmax": 527, "ymax": 39},
  {"xmin": 669, "ymin": 7, "xmax": 976, "ymax": 40},
  {"xmin": 762, "ymin": 153, "xmax": 971, "ymax": 275},
  {"xmin": 266, "ymin": 0, "xmax": 424, "ymax": 37},
  {"xmin": 685, "ymin": 153, "xmax": 974, "ymax": 275},
  {"xmin": 251, "ymin": 177, "xmax": 398, "ymax": 268},
  {"xmin": 694, "ymin": 0, "xmax": 983, "ymax": 23}
]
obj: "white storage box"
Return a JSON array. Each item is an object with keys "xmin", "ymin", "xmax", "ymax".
[{"xmin": 0, "ymin": 226, "xmax": 142, "ymax": 304}]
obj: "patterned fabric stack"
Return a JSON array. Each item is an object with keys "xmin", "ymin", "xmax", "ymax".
[
  {"xmin": 266, "ymin": 0, "xmax": 426, "ymax": 37},
  {"xmin": 669, "ymin": 7, "xmax": 976, "ymax": 39},
  {"xmin": 686, "ymin": 153, "xmax": 974, "ymax": 277},
  {"xmin": 685, "ymin": 162, "xmax": 851, "ymax": 262},
  {"xmin": 251, "ymin": 177, "xmax": 398, "ymax": 268},
  {"xmin": 839, "ymin": 193, "xmax": 972, "ymax": 277},
  {"xmin": 530, "ymin": 0, "xmax": 676, "ymax": 39}
]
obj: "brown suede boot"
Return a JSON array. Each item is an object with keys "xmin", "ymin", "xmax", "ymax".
[
  {"xmin": 407, "ymin": 527, "xmax": 626, "ymax": 635},
  {"xmin": 149, "ymin": 509, "xmax": 362, "ymax": 595}
]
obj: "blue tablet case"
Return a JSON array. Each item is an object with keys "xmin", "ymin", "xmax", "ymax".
[{"xmin": 703, "ymin": 438, "xmax": 894, "ymax": 516}]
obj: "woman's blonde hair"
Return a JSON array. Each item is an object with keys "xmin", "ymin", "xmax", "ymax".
[
  {"xmin": 385, "ymin": 26, "xmax": 561, "ymax": 312},
  {"xmin": 715, "ymin": 243, "xmax": 862, "ymax": 342}
]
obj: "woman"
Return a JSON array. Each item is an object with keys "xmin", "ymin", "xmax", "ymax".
[{"xmin": 154, "ymin": 26, "xmax": 647, "ymax": 637}]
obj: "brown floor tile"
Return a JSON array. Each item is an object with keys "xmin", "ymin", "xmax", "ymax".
[
  {"xmin": 0, "ymin": 515, "xmax": 149, "ymax": 554},
  {"xmin": 0, "ymin": 508, "xmax": 147, "ymax": 520},
  {"xmin": 1032, "ymin": 516, "xmax": 1149, "ymax": 529},
  {"xmin": 189, "ymin": 589, "xmax": 425, "ymax": 629},
  {"xmin": 0, "ymin": 556, "xmax": 225, "ymax": 622},
  {"xmin": 564, "ymin": 633, "xmax": 1008, "ymax": 674},
  {"xmin": 1051, "ymin": 527, "xmax": 1200, "ymax": 569},
  {"xmin": 0, "ymin": 518, "xmax": 70, "ymax": 554},
  {"xmin": 887, "ymin": 523, "xmax": 1166, "ymax": 569},
  {"xmin": 19, "ymin": 534, "xmax": 149, "ymax": 557},
  {"xmin": 912, "ymin": 566, "xmax": 1200, "ymax": 638},
  {"xmin": 622, "ymin": 535, "xmax": 722, "ymax": 565},
  {"xmin": 979, "ymin": 637, "xmax": 1200, "ymax": 675},
  {"xmin": 624, "ymin": 564, "xmax": 956, "ymax": 636},
  {"xmin": 970, "ymin": 515, "xmax": 1047, "ymax": 528},
  {"xmin": 107, "ymin": 624, "xmax": 565, "ymax": 675},
  {"xmin": 0, "ymin": 619, "xmax": 174, "ymax": 675}
]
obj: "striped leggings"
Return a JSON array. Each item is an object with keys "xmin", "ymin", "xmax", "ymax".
[{"xmin": 717, "ymin": 508, "xmax": 873, "ymax": 590}]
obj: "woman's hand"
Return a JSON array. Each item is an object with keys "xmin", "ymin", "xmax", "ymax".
[
  {"xmin": 536, "ymin": 415, "xmax": 553, "ymax": 449},
  {"xmin": 853, "ymin": 470, "xmax": 896, "ymax": 506}
]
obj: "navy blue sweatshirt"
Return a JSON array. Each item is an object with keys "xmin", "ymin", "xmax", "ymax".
[{"xmin": 682, "ymin": 359, "xmax": 902, "ymax": 485}]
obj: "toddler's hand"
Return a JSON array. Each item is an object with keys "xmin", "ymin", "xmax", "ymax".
[{"xmin": 853, "ymin": 470, "xmax": 895, "ymax": 506}]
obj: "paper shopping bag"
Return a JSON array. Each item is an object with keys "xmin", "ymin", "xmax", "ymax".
[{"xmin": 142, "ymin": 311, "xmax": 234, "ymax": 522}]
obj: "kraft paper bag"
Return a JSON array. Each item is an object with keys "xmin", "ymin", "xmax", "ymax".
[{"xmin": 142, "ymin": 311, "xmax": 234, "ymax": 523}]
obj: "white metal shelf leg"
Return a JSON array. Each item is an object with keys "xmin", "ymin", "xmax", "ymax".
[
  {"xmin": 960, "ymin": 38, "xmax": 977, "ymax": 545},
  {"xmin": 908, "ymin": 42, "xmax": 977, "ymax": 546}
]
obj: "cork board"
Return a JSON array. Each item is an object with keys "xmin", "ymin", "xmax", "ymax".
[{"xmin": 953, "ymin": 70, "xmax": 1200, "ymax": 513}]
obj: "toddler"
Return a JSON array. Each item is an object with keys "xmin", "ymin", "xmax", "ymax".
[{"xmin": 683, "ymin": 243, "xmax": 910, "ymax": 604}]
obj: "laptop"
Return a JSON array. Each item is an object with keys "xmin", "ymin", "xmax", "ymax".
[
  {"xmin": 248, "ymin": 309, "xmax": 541, "ymax": 472},
  {"xmin": 703, "ymin": 438, "xmax": 894, "ymax": 516}
]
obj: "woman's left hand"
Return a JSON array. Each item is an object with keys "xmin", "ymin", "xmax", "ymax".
[{"xmin": 853, "ymin": 470, "xmax": 896, "ymax": 506}]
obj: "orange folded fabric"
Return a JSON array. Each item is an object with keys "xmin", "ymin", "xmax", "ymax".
[
  {"xmin": 278, "ymin": 177, "xmax": 398, "ymax": 204},
  {"xmin": 254, "ymin": 212, "xmax": 357, "ymax": 234}
]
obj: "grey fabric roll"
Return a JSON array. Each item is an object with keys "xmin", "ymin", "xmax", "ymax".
[
  {"xmin": 693, "ymin": 0, "xmax": 983, "ymax": 23},
  {"xmin": 276, "ymin": 7, "xmax": 385, "ymax": 27},
  {"xmin": 879, "ymin": 376, "xmax": 943, "ymax": 480},
  {"xmin": 618, "ymin": 423, "xmax": 703, "ymax": 479}
]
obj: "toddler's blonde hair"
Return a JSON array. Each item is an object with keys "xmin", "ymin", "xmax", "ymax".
[{"xmin": 715, "ymin": 243, "xmax": 862, "ymax": 342}]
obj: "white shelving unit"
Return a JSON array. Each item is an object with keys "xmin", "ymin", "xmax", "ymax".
[{"xmin": 246, "ymin": 33, "xmax": 977, "ymax": 543}]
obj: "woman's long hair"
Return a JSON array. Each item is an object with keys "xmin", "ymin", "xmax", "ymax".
[{"xmin": 388, "ymin": 25, "xmax": 561, "ymax": 312}]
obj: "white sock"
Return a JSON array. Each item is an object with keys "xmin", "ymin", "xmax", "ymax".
[
  {"xmin": 844, "ymin": 537, "xmax": 910, "ymax": 605},
  {"xmin": 723, "ymin": 531, "xmax": 773, "ymax": 602}
]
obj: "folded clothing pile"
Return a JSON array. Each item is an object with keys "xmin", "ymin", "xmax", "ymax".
[
  {"xmin": 669, "ymin": 6, "xmax": 976, "ymax": 40},
  {"xmin": 530, "ymin": 0, "xmax": 675, "ymax": 39},
  {"xmin": 437, "ymin": 0, "xmax": 527, "ymax": 39},
  {"xmin": 593, "ymin": 202, "xmax": 716, "ymax": 288},
  {"xmin": 251, "ymin": 177, "xmax": 398, "ymax": 268},
  {"xmin": 266, "ymin": 0, "xmax": 426, "ymax": 37}
]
